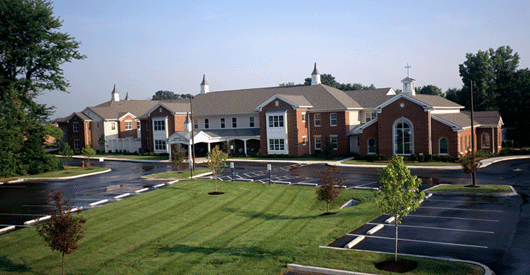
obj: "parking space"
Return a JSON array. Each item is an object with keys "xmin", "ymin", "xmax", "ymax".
[
  {"xmin": 195, "ymin": 162, "xmax": 381, "ymax": 189},
  {"xmin": 327, "ymin": 194, "xmax": 520, "ymax": 273}
]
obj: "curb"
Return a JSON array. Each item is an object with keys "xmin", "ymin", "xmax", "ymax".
[
  {"xmin": 317, "ymin": 246, "xmax": 494, "ymax": 275},
  {"xmin": 6, "ymin": 168, "xmax": 112, "ymax": 183},
  {"xmin": 423, "ymin": 184, "xmax": 518, "ymax": 197},
  {"xmin": 287, "ymin": 264, "xmax": 376, "ymax": 275}
]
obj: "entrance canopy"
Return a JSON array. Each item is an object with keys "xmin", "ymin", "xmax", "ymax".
[{"xmin": 167, "ymin": 128, "xmax": 260, "ymax": 145}]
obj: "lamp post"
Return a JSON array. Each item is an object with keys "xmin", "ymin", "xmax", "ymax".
[
  {"xmin": 470, "ymin": 81, "xmax": 476, "ymax": 186},
  {"xmin": 189, "ymin": 96, "xmax": 195, "ymax": 171},
  {"xmin": 267, "ymin": 164, "xmax": 271, "ymax": 185},
  {"xmin": 230, "ymin": 162, "xmax": 234, "ymax": 182}
]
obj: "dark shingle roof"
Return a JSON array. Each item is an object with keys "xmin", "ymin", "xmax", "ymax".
[
  {"xmin": 91, "ymin": 99, "xmax": 190, "ymax": 120},
  {"xmin": 433, "ymin": 113, "xmax": 474, "ymax": 128},
  {"xmin": 276, "ymin": 94, "xmax": 312, "ymax": 107},
  {"xmin": 413, "ymin": 94, "xmax": 464, "ymax": 108},
  {"xmin": 461, "ymin": 111, "xmax": 502, "ymax": 125}
]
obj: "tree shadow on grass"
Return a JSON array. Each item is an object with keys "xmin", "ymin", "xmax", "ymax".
[
  {"xmin": 0, "ymin": 256, "xmax": 30, "ymax": 272},
  {"xmin": 220, "ymin": 207, "xmax": 364, "ymax": 220},
  {"xmin": 158, "ymin": 244, "xmax": 292, "ymax": 262}
]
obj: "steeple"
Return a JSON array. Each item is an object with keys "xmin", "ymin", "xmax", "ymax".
[
  {"xmin": 311, "ymin": 63, "xmax": 321, "ymax": 85},
  {"xmin": 401, "ymin": 63, "xmax": 416, "ymax": 96},
  {"xmin": 125, "ymin": 92, "xmax": 130, "ymax": 100},
  {"xmin": 111, "ymin": 84, "xmax": 120, "ymax": 101},
  {"xmin": 200, "ymin": 74, "xmax": 209, "ymax": 94}
]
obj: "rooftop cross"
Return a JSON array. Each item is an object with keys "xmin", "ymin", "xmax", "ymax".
[{"xmin": 405, "ymin": 63, "xmax": 411, "ymax": 77}]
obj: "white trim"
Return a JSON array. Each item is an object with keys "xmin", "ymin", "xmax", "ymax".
[
  {"xmin": 314, "ymin": 113, "xmax": 321, "ymax": 127},
  {"xmin": 392, "ymin": 117, "xmax": 414, "ymax": 155},
  {"xmin": 481, "ymin": 132, "xmax": 491, "ymax": 149},
  {"xmin": 373, "ymin": 93, "xmax": 433, "ymax": 112},
  {"xmin": 255, "ymin": 94, "xmax": 313, "ymax": 111},
  {"xmin": 329, "ymin": 135, "xmax": 338, "ymax": 150},
  {"xmin": 118, "ymin": 112, "xmax": 137, "ymax": 121},
  {"xmin": 349, "ymin": 118, "xmax": 378, "ymax": 134},
  {"xmin": 330, "ymin": 113, "xmax": 337, "ymax": 127},
  {"xmin": 367, "ymin": 138, "xmax": 376, "ymax": 154},
  {"xmin": 438, "ymin": 137, "xmax": 449, "ymax": 155}
]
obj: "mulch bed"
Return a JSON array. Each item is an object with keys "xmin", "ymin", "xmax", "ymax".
[
  {"xmin": 375, "ymin": 259, "xmax": 418, "ymax": 273},
  {"xmin": 318, "ymin": 212, "xmax": 336, "ymax": 216},
  {"xmin": 208, "ymin": 192, "xmax": 225, "ymax": 195}
]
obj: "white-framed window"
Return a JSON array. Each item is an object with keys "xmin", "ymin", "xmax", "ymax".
[
  {"xmin": 439, "ymin": 137, "xmax": 448, "ymax": 155},
  {"xmin": 155, "ymin": 140, "xmax": 167, "ymax": 151},
  {"xmin": 137, "ymin": 121, "xmax": 141, "ymax": 130},
  {"xmin": 73, "ymin": 140, "xmax": 80, "ymax": 150},
  {"xmin": 275, "ymin": 100, "xmax": 279, "ymax": 107},
  {"xmin": 368, "ymin": 138, "xmax": 376, "ymax": 154},
  {"xmin": 73, "ymin": 122, "xmax": 79, "ymax": 132},
  {"xmin": 204, "ymin": 118, "xmax": 209, "ymax": 129},
  {"xmin": 393, "ymin": 117, "xmax": 413, "ymax": 155},
  {"xmin": 268, "ymin": 115, "xmax": 284, "ymax": 127},
  {"xmin": 125, "ymin": 120, "xmax": 132, "ymax": 130},
  {"xmin": 314, "ymin": 113, "xmax": 321, "ymax": 127},
  {"xmin": 330, "ymin": 135, "xmax": 338, "ymax": 150},
  {"xmin": 232, "ymin": 117, "xmax": 237, "ymax": 128},
  {"xmin": 220, "ymin": 118, "xmax": 225, "ymax": 128},
  {"xmin": 111, "ymin": 122, "xmax": 116, "ymax": 130},
  {"xmin": 481, "ymin": 133, "xmax": 490, "ymax": 148},
  {"xmin": 146, "ymin": 138, "xmax": 150, "ymax": 148},
  {"xmin": 315, "ymin": 136, "xmax": 322, "ymax": 150},
  {"xmin": 194, "ymin": 119, "xmax": 198, "ymax": 129},
  {"xmin": 465, "ymin": 136, "xmax": 468, "ymax": 152},
  {"xmin": 154, "ymin": 120, "xmax": 165, "ymax": 131},
  {"xmin": 302, "ymin": 113, "xmax": 306, "ymax": 123},
  {"xmin": 249, "ymin": 117, "xmax": 254, "ymax": 127},
  {"xmin": 365, "ymin": 112, "xmax": 376, "ymax": 123},
  {"xmin": 269, "ymin": 139, "xmax": 285, "ymax": 151},
  {"xmin": 330, "ymin": 113, "xmax": 337, "ymax": 126},
  {"xmin": 96, "ymin": 123, "xmax": 99, "ymax": 128},
  {"xmin": 302, "ymin": 136, "xmax": 307, "ymax": 146}
]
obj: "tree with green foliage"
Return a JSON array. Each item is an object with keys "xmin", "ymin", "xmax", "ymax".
[
  {"xmin": 459, "ymin": 151, "xmax": 482, "ymax": 187},
  {"xmin": 206, "ymin": 145, "xmax": 228, "ymax": 193},
  {"xmin": 171, "ymin": 147, "xmax": 186, "ymax": 172},
  {"xmin": 36, "ymin": 190, "xmax": 86, "ymax": 275},
  {"xmin": 499, "ymin": 68, "xmax": 530, "ymax": 145},
  {"xmin": 0, "ymin": 0, "xmax": 85, "ymax": 177},
  {"xmin": 59, "ymin": 143, "xmax": 74, "ymax": 170},
  {"xmin": 279, "ymin": 82, "xmax": 297, "ymax": 86},
  {"xmin": 303, "ymin": 73, "xmax": 375, "ymax": 91},
  {"xmin": 152, "ymin": 90, "xmax": 193, "ymax": 100},
  {"xmin": 316, "ymin": 168, "xmax": 344, "ymax": 214},
  {"xmin": 98, "ymin": 134, "xmax": 106, "ymax": 152},
  {"xmin": 416, "ymin": 85, "xmax": 443, "ymax": 97},
  {"xmin": 376, "ymin": 156, "xmax": 425, "ymax": 262},
  {"xmin": 81, "ymin": 143, "xmax": 95, "ymax": 167}
]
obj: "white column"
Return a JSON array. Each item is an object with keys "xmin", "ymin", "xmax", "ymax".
[
  {"xmin": 207, "ymin": 142, "xmax": 211, "ymax": 152},
  {"xmin": 188, "ymin": 143, "xmax": 192, "ymax": 160},
  {"xmin": 492, "ymin": 127, "xmax": 495, "ymax": 153},
  {"xmin": 244, "ymin": 139, "xmax": 248, "ymax": 155}
]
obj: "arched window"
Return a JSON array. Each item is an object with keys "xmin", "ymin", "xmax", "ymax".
[
  {"xmin": 439, "ymin": 138, "xmax": 448, "ymax": 155},
  {"xmin": 368, "ymin": 138, "xmax": 376, "ymax": 154},
  {"xmin": 481, "ymin": 133, "xmax": 490, "ymax": 148},
  {"xmin": 393, "ymin": 118, "xmax": 413, "ymax": 155}
]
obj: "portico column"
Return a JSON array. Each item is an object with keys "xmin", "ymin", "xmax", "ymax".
[
  {"xmin": 207, "ymin": 142, "xmax": 211, "ymax": 152},
  {"xmin": 244, "ymin": 139, "xmax": 248, "ymax": 155},
  {"xmin": 188, "ymin": 142, "xmax": 192, "ymax": 161}
]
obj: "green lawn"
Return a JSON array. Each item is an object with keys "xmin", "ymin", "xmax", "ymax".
[
  {"xmin": 0, "ymin": 166, "xmax": 109, "ymax": 182},
  {"xmin": 145, "ymin": 170, "xmax": 211, "ymax": 179},
  {"xmin": 342, "ymin": 160, "xmax": 460, "ymax": 166},
  {"xmin": 0, "ymin": 180, "xmax": 480, "ymax": 275},
  {"xmin": 228, "ymin": 156, "xmax": 344, "ymax": 161},
  {"xmin": 429, "ymin": 184, "xmax": 512, "ymax": 193}
]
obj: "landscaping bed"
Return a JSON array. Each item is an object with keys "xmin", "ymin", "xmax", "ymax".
[{"xmin": 428, "ymin": 184, "xmax": 513, "ymax": 193}]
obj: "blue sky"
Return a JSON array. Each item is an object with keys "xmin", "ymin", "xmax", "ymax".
[{"xmin": 37, "ymin": 0, "xmax": 530, "ymax": 120}]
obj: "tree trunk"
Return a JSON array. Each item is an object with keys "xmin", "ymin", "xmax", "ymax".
[
  {"xmin": 62, "ymin": 252, "xmax": 65, "ymax": 275},
  {"xmin": 395, "ymin": 218, "xmax": 398, "ymax": 262},
  {"xmin": 215, "ymin": 175, "xmax": 218, "ymax": 192},
  {"xmin": 327, "ymin": 202, "xmax": 329, "ymax": 213}
]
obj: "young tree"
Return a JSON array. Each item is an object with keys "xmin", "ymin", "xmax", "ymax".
[
  {"xmin": 206, "ymin": 145, "xmax": 228, "ymax": 193},
  {"xmin": 81, "ymin": 143, "xmax": 95, "ymax": 167},
  {"xmin": 0, "ymin": 0, "xmax": 85, "ymax": 177},
  {"xmin": 459, "ymin": 151, "xmax": 482, "ymax": 186},
  {"xmin": 36, "ymin": 190, "xmax": 86, "ymax": 275},
  {"xmin": 59, "ymin": 144, "xmax": 74, "ymax": 170},
  {"xmin": 376, "ymin": 156, "xmax": 425, "ymax": 262},
  {"xmin": 98, "ymin": 134, "xmax": 106, "ymax": 152},
  {"xmin": 316, "ymin": 168, "xmax": 344, "ymax": 214},
  {"xmin": 171, "ymin": 147, "xmax": 186, "ymax": 173}
]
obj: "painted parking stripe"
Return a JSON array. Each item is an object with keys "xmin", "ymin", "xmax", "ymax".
[
  {"xmin": 347, "ymin": 234, "xmax": 488, "ymax": 249},
  {"xmin": 419, "ymin": 206, "xmax": 504, "ymax": 213},
  {"xmin": 355, "ymin": 182, "xmax": 379, "ymax": 188},
  {"xmin": 366, "ymin": 222, "xmax": 494, "ymax": 234},
  {"xmin": 405, "ymin": 214, "xmax": 500, "ymax": 222}
]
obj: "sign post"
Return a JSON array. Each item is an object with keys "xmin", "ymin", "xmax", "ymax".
[
  {"xmin": 267, "ymin": 164, "xmax": 271, "ymax": 185},
  {"xmin": 230, "ymin": 162, "xmax": 234, "ymax": 182}
]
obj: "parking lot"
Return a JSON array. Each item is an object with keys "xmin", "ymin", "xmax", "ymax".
[
  {"xmin": 196, "ymin": 162, "xmax": 381, "ymax": 189},
  {"xmin": 327, "ymin": 193, "xmax": 520, "ymax": 274}
]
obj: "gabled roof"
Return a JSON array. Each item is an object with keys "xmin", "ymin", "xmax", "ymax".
[
  {"xmin": 373, "ymin": 93, "xmax": 463, "ymax": 112},
  {"xmin": 90, "ymin": 99, "xmax": 190, "ymax": 120},
  {"xmin": 432, "ymin": 113, "xmax": 474, "ymax": 130},
  {"xmin": 461, "ymin": 111, "xmax": 503, "ymax": 126},
  {"xmin": 348, "ymin": 117, "xmax": 378, "ymax": 134},
  {"xmin": 71, "ymin": 112, "xmax": 92, "ymax": 121},
  {"xmin": 256, "ymin": 94, "xmax": 313, "ymax": 110},
  {"xmin": 191, "ymin": 84, "xmax": 362, "ymax": 116},
  {"xmin": 343, "ymin": 88, "xmax": 395, "ymax": 109}
]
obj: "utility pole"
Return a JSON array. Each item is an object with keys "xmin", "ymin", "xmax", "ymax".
[
  {"xmin": 470, "ymin": 81, "xmax": 476, "ymax": 186},
  {"xmin": 190, "ymin": 97, "xmax": 196, "ymax": 171}
]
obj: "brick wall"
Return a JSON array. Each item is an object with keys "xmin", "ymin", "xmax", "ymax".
[
  {"xmin": 67, "ymin": 115, "xmax": 89, "ymax": 150},
  {"xmin": 308, "ymin": 111, "xmax": 349, "ymax": 156},
  {"xmin": 359, "ymin": 121, "xmax": 379, "ymax": 155},
  {"xmin": 118, "ymin": 114, "xmax": 137, "ymax": 138},
  {"xmin": 431, "ymin": 119, "xmax": 458, "ymax": 156}
]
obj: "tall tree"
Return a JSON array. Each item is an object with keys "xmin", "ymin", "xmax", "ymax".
[
  {"xmin": 0, "ymin": 0, "xmax": 85, "ymax": 177},
  {"xmin": 152, "ymin": 90, "xmax": 179, "ymax": 100},
  {"xmin": 304, "ymin": 73, "xmax": 375, "ymax": 91},
  {"xmin": 36, "ymin": 190, "xmax": 86, "ymax": 275},
  {"xmin": 416, "ymin": 85, "xmax": 443, "ymax": 97},
  {"xmin": 376, "ymin": 156, "xmax": 424, "ymax": 262}
]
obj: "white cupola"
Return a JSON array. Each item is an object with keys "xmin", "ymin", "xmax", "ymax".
[
  {"xmin": 311, "ymin": 63, "xmax": 321, "ymax": 85},
  {"xmin": 200, "ymin": 74, "xmax": 209, "ymax": 94},
  {"xmin": 125, "ymin": 92, "xmax": 130, "ymax": 100},
  {"xmin": 111, "ymin": 84, "xmax": 120, "ymax": 101},
  {"xmin": 401, "ymin": 63, "xmax": 416, "ymax": 96}
]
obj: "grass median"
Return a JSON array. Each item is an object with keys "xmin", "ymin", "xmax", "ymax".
[
  {"xmin": 429, "ymin": 184, "xmax": 512, "ymax": 193},
  {"xmin": 1, "ymin": 166, "xmax": 109, "ymax": 182},
  {"xmin": 0, "ymin": 180, "xmax": 482, "ymax": 275},
  {"xmin": 144, "ymin": 170, "xmax": 211, "ymax": 179},
  {"xmin": 342, "ymin": 160, "xmax": 460, "ymax": 166}
]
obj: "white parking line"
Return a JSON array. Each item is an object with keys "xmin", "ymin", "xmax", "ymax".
[
  {"xmin": 405, "ymin": 214, "xmax": 499, "ymax": 222},
  {"xmin": 366, "ymin": 222, "xmax": 494, "ymax": 234},
  {"xmin": 419, "ymin": 206, "xmax": 504, "ymax": 213},
  {"xmin": 347, "ymin": 234, "xmax": 488, "ymax": 249},
  {"xmin": 355, "ymin": 181, "xmax": 379, "ymax": 188}
]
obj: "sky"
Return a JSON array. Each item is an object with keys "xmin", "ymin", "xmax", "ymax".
[{"xmin": 36, "ymin": 0, "xmax": 530, "ymax": 120}]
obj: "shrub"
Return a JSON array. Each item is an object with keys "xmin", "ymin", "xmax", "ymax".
[
  {"xmin": 410, "ymin": 154, "xmax": 417, "ymax": 162},
  {"xmin": 417, "ymin": 153, "xmax": 425, "ymax": 162},
  {"xmin": 432, "ymin": 154, "xmax": 440, "ymax": 161},
  {"xmin": 425, "ymin": 154, "xmax": 432, "ymax": 162}
]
